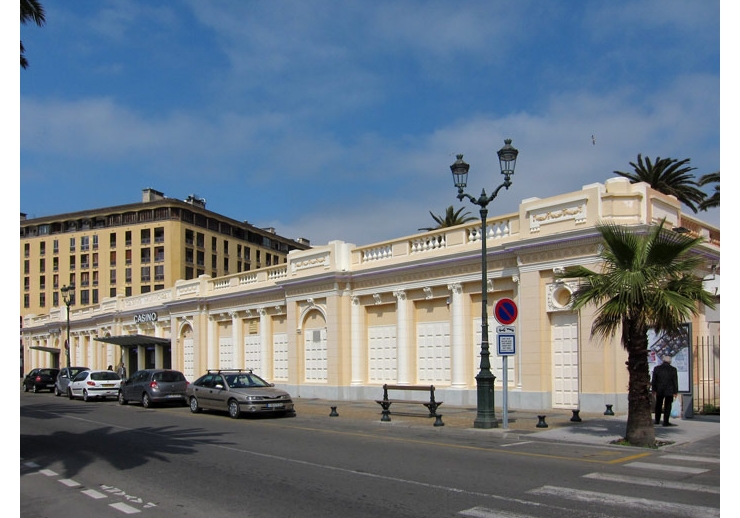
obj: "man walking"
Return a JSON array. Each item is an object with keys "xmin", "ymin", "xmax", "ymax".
[{"xmin": 652, "ymin": 355, "xmax": 679, "ymax": 426}]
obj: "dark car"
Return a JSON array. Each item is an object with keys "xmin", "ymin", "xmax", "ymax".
[
  {"xmin": 118, "ymin": 369, "xmax": 189, "ymax": 408},
  {"xmin": 22, "ymin": 368, "xmax": 61, "ymax": 393},
  {"xmin": 186, "ymin": 369, "xmax": 294, "ymax": 419},
  {"xmin": 54, "ymin": 366, "xmax": 90, "ymax": 396}
]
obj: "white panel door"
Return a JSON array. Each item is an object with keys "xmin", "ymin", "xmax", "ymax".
[
  {"xmin": 182, "ymin": 337, "xmax": 194, "ymax": 380},
  {"xmin": 368, "ymin": 325, "xmax": 397, "ymax": 382},
  {"xmin": 304, "ymin": 328, "xmax": 327, "ymax": 381},
  {"xmin": 244, "ymin": 335, "xmax": 262, "ymax": 374},
  {"xmin": 272, "ymin": 333, "xmax": 288, "ymax": 381},
  {"xmin": 219, "ymin": 337, "xmax": 234, "ymax": 369},
  {"xmin": 552, "ymin": 312, "xmax": 579, "ymax": 408},
  {"xmin": 417, "ymin": 322, "xmax": 450, "ymax": 384}
]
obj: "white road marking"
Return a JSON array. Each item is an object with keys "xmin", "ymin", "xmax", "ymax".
[
  {"xmin": 459, "ymin": 507, "xmax": 534, "ymax": 517},
  {"xmin": 529, "ymin": 485, "xmax": 719, "ymax": 518},
  {"xmin": 499, "ymin": 442, "xmax": 533, "ymax": 448},
  {"xmin": 625, "ymin": 461, "xmax": 709, "ymax": 474},
  {"xmin": 110, "ymin": 502, "xmax": 141, "ymax": 514},
  {"xmin": 583, "ymin": 472, "xmax": 719, "ymax": 494},
  {"xmin": 660, "ymin": 454, "xmax": 720, "ymax": 464},
  {"xmin": 39, "ymin": 469, "xmax": 58, "ymax": 476},
  {"xmin": 58, "ymin": 478, "xmax": 81, "ymax": 487},
  {"xmin": 81, "ymin": 489, "xmax": 107, "ymax": 500}
]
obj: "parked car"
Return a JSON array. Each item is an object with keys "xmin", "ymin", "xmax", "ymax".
[
  {"xmin": 22, "ymin": 368, "xmax": 60, "ymax": 393},
  {"xmin": 186, "ymin": 369, "xmax": 295, "ymax": 419},
  {"xmin": 118, "ymin": 369, "xmax": 189, "ymax": 408},
  {"xmin": 67, "ymin": 370, "xmax": 122, "ymax": 402},
  {"xmin": 54, "ymin": 366, "xmax": 90, "ymax": 396}
]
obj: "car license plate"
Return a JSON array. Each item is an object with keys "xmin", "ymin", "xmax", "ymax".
[
  {"xmin": 267, "ymin": 403, "xmax": 284, "ymax": 409},
  {"xmin": 103, "ymin": 384, "xmax": 113, "ymax": 388}
]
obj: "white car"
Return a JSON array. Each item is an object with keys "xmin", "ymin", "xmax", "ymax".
[{"xmin": 68, "ymin": 370, "xmax": 122, "ymax": 402}]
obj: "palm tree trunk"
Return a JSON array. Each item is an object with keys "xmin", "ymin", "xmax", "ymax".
[{"xmin": 623, "ymin": 321, "xmax": 656, "ymax": 446}]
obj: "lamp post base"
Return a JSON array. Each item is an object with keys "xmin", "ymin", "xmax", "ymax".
[{"xmin": 473, "ymin": 371, "xmax": 498, "ymax": 429}]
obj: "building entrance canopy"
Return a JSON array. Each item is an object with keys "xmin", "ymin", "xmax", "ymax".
[{"xmin": 95, "ymin": 335, "xmax": 171, "ymax": 348}]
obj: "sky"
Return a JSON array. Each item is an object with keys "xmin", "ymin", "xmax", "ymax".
[{"xmin": 18, "ymin": 0, "xmax": 722, "ymax": 248}]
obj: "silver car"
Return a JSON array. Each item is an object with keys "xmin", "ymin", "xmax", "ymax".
[
  {"xmin": 54, "ymin": 366, "xmax": 89, "ymax": 396},
  {"xmin": 118, "ymin": 369, "xmax": 189, "ymax": 408},
  {"xmin": 186, "ymin": 370, "xmax": 295, "ymax": 419}
]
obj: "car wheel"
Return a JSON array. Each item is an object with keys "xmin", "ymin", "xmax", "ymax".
[
  {"xmin": 22, "ymin": 383, "xmax": 28, "ymax": 393},
  {"xmin": 228, "ymin": 399, "xmax": 241, "ymax": 419},
  {"xmin": 142, "ymin": 393, "xmax": 152, "ymax": 408},
  {"xmin": 54, "ymin": 385, "xmax": 61, "ymax": 396},
  {"xmin": 83, "ymin": 390, "xmax": 90, "ymax": 402},
  {"xmin": 118, "ymin": 391, "xmax": 127, "ymax": 405},
  {"xmin": 189, "ymin": 396, "xmax": 202, "ymax": 413},
  {"xmin": 68, "ymin": 388, "xmax": 74, "ymax": 400},
  {"xmin": 32, "ymin": 384, "xmax": 38, "ymax": 394}
]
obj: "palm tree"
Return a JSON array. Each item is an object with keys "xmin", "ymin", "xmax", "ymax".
[
  {"xmin": 698, "ymin": 172, "xmax": 720, "ymax": 211},
  {"xmin": 614, "ymin": 154, "xmax": 706, "ymax": 213},
  {"xmin": 419, "ymin": 206, "xmax": 477, "ymax": 231},
  {"xmin": 563, "ymin": 220, "xmax": 715, "ymax": 447},
  {"xmin": 21, "ymin": 0, "xmax": 45, "ymax": 69}
]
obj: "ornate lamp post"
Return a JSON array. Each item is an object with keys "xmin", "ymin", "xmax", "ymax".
[
  {"xmin": 60, "ymin": 284, "xmax": 75, "ymax": 371},
  {"xmin": 450, "ymin": 139, "xmax": 519, "ymax": 429}
]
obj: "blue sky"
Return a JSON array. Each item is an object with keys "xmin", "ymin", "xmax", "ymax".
[{"xmin": 19, "ymin": 0, "xmax": 721, "ymax": 247}]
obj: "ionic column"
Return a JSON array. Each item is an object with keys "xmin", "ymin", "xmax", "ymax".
[
  {"xmin": 448, "ymin": 282, "xmax": 467, "ymax": 388},
  {"xmin": 394, "ymin": 290, "xmax": 410, "ymax": 385},
  {"xmin": 350, "ymin": 296, "xmax": 364, "ymax": 385}
]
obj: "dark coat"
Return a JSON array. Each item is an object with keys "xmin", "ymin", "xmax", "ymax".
[{"xmin": 652, "ymin": 362, "xmax": 679, "ymax": 396}]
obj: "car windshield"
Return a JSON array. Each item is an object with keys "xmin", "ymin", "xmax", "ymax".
[
  {"xmin": 90, "ymin": 371, "xmax": 121, "ymax": 381},
  {"xmin": 225, "ymin": 374, "xmax": 269, "ymax": 388},
  {"xmin": 69, "ymin": 368, "xmax": 86, "ymax": 377}
]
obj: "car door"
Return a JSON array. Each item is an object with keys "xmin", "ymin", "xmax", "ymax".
[
  {"xmin": 70, "ymin": 371, "xmax": 89, "ymax": 397},
  {"xmin": 190, "ymin": 374, "xmax": 224, "ymax": 409},
  {"xmin": 122, "ymin": 370, "xmax": 146, "ymax": 400}
]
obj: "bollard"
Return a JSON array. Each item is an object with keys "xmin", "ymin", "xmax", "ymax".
[
  {"xmin": 433, "ymin": 415, "xmax": 444, "ymax": 427},
  {"xmin": 536, "ymin": 415, "xmax": 548, "ymax": 428},
  {"xmin": 570, "ymin": 409, "xmax": 582, "ymax": 422},
  {"xmin": 604, "ymin": 404, "xmax": 615, "ymax": 416},
  {"xmin": 329, "ymin": 406, "xmax": 339, "ymax": 417}
]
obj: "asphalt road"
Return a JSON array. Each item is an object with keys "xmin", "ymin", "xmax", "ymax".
[{"xmin": 20, "ymin": 392, "xmax": 720, "ymax": 517}]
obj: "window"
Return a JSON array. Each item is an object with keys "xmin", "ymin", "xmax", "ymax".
[
  {"xmin": 154, "ymin": 246, "xmax": 164, "ymax": 262},
  {"xmin": 92, "ymin": 253, "xmax": 98, "ymax": 268},
  {"xmin": 125, "ymin": 231, "xmax": 132, "ymax": 246},
  {"xmin": 154, "ymin": 265, "xmax": 164, "ymax": 281},
  {"xmin": 69, "ymin": 256, "xmax": 75, "ymax": 270},
  {"xmin": 141, "ymin": 248, "xmax": 151, "ymax": 263},
  {"xmin": 24, "ymin": 294, "xmax": 30, "ymax": 308},
  {"xmin": 196, "ymin": 232, "xmax": 204, "ymax": 247},
  {"xmin": 24, "ymin": 243, "xmax": 30, "ymax": 257},
  {"xmin": 110, "ymin": 232, "xmax": 117, "ymax": 248},
  {"xmin": 81, "ymin": 236, "xmax": 89, "ymax": 251},
  {"xmin": 185, "ymin": 248, "xmax": 194, "ymax": 264},
  {"xmin": 125, "ymin": 249, "xmax": 132, "ymax": 265},
  {"xmin": 39, "ymin": 292, "xmax": 46, "ymax": 308},
  {"xmin": 223, "ymin": 240, "xmax": 229, "ymax": 254},
  {"xmin": 53, "ymin": 239, "xmax": 59, "ymax": 254},
  {"xmin": 92, "ymin": 271, "xmax": 98, "ymax": 286},
  {"xmin": 154, "ymin": 227, "xmax": 164, "ymax": 243},
  {"xmin": 92, "ymin": 289, "xmax": 98, "ymax": 304},
  {"xmin": 110, "ymin": 287, "xmax": 116, "ymax": 297},
  {"xmin": 185, "ymin": 229, "xmax": 194, "ymax": 245},
  {"xmin": 69, "ymin": 273, "xmax": 76, "ymax": 286},
  {"xmin": 141, "ymin": 285, "xmax": 151, "ymax": 294},
  {"xmin": 110, "ymin": 250, "xmax": 116, "ymax": 266},
  {"xmin": 53, "ymin": 274, "xmax": 59, "ymax": 289},
  {"xmin": 39, "ymin": 258, "xmax": 45, "ymax": 273},
  {"xmin": 92, "ymin": 235, "xmax": 98, "ymax": 250},
  {"xmin": 125, "ymin": 287, "xmax": 132, "ymax": 297},
  {"xmin": 40, "ymin": 275, "xmax": 46, "ymax": 290},
  {"xmin": 141, "ymin": 228, "xmax": 151, "ymax": 245},
  {"xmin": 69, "ymin": 237, "xmax": 75, "ymax": 252},
  {"xmin": 185, "ymin": 266, "xmax": 194, "ymax": 279},
  {"xmin": 81, "ymin": 254, "xmax": 89, "ymax": 269},
  {"xmin": 80, "ymin": 272, "xmax": 90, "ymax": 287},
  {"xmin": 266, "ymin": 254, "xmax": 272, "ymax": 266},
  {"xmin": 80, "ymin": 290, "xmax": 89, "ymax": 305},
  {"xmin": 125, "ymin": 268, "xmax": 132, "ymax": 283},
  {"xmin": 24, "ymin": 260, "xmax": 29, "ymax": 274},
  {"xmin": 223, "ymin": 257, "xmax": 229, "ymax": 273},
  {"xmin": 141, "ymin": 266, "xmax": 151, "ymax": 282},
  {"xmin": 53, "ymin": 292, "xmax": 59, "ymax": 307},
  {"xmin": 197, "ymin": 250, "xmax": 205, "ymax": 266},
  {"xmin": 24, "ymin": 277, "xmax": 29, "ymax": 291},
  {"xmin": 212, "ymin": 236, "xmax": 217, "ymax": 251},
  {"xmin": 212, "ymin": 254, "xmax": 217, "ymax": 268},
  {"xmin": 53, "ymin": 257, "xmax": 59, "ymax": 271},
  {"xmin": 154, "ymin": 284, "xmax": 164, "ymax": 291},
  {"xmin": 40, "ymin": 242, "xmax": 46, "ymax": 256},
  {"xmin": 110, "ymin": 269, "xmax": 117, "ymax": 283},
  {"xmin": 244, "ymin": 247, "xmax": 250, "ymax": 260}
]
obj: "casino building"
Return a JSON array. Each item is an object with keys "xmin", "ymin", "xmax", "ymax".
[{"xmin": 21, "ymin": 178, "xmax": 720, "ymax": 414}]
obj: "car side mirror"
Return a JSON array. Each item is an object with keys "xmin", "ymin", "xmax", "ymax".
[
  {"xmin": 214, "ymin": 384, "xmax": 224, "ymax": 390},
  {"xmin": 269, "ymin": 383, "xmax": 275, "ymax": 387}
]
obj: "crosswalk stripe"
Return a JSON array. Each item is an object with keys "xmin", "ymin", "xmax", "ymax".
[
  {"xmin": 661, "ymin": 454, "xmax": 720, "ymax": 464},
  {"xmin": 458, "ymin": 507, "xmax": 532, "ymax": 518},
  {"xmin": 528, "ymin": 485, "xmax": 719, "ymax": 518},
  {"xmin": 583, "ymin": 472, "xmax": 719, "ymax": 494},
  {"xmin": 625, "ymin": 461, "xmax": 709, "ymax": 474}
]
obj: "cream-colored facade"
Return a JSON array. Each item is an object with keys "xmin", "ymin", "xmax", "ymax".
[{"xmin": 21, "ymin": 178, "xmax": 720, "ymax": 413}]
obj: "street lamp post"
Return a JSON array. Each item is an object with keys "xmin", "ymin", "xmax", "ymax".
[
  {"xmin": 450, "ymin": 139, "xmax": 519, "ymax": 429},
  {"xmin": 60, "ymin": 284, "xmax": 75, "ymax": 371}
]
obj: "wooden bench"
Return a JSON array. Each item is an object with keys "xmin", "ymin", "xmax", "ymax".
[{"xmin": 376, "ymin": 384, "xmax": 444, "ymax": 426}]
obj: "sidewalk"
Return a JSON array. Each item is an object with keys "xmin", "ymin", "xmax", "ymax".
[{"xmin": 292, "ymin": 397, "xmax": 720, "ymax": 452}]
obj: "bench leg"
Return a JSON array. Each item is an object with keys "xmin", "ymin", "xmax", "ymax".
[
  {"xmin": 434, "ymin": 415, "xmax": 444, "ymax": 427},
  {"xmin": 379, "ymin": 401, "xmax": 392, "ymax": 422}
]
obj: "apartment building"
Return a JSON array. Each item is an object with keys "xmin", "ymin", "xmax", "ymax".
[{"xmin": 20, "ymin": 188, "xmax": 310, "ymax": 317}]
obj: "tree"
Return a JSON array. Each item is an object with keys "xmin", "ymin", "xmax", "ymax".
[
  {"xmin": 698, "ymin": 172, "xmax": 720, "ymax": 211},
  {"xmin": 418, "ymin": 206, "xmax": 476, "ymax": 231},
  {"xmin": 614, "ymin": 154, "xmax": 706, "ymax": 213},
  {"xmin": 21, "ymin": 0, "xmax": 45, "ymax": 69},
  {"xmin": 563, "ymin": 220, "xmax": 715, "ymax": 447}
]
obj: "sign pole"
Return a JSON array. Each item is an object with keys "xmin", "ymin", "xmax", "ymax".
[{"xmin": 502, "ymin": 356, "xmax": 508, "ymax": 428}]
